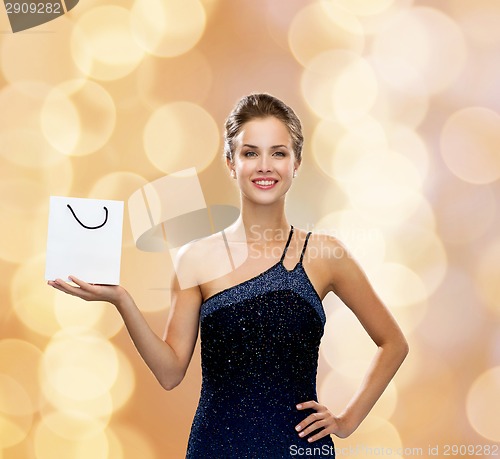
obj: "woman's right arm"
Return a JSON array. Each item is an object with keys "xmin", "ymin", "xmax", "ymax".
[{"xmin": 48, "ymin": 249, "xmax": 202, "ymax": 391}]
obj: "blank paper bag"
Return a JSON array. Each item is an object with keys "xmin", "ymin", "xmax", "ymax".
[{"xmin": 45, "ymin": 196, "xmax": 124, "ymax": 285}]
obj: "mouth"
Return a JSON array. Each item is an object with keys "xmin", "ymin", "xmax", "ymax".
[{"xmin": 252, "ymin": 179, "xmax": 278, "ymax": 190}]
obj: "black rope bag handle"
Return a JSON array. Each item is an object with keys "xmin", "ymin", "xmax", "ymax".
[{"xmin": 67, "ymin": 204, "xmax": 109, "ymax": 230}]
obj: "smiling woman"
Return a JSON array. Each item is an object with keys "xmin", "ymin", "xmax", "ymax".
[{"xmin": 48, "ymin": 93, "xmax": 408, "ymax": 459}]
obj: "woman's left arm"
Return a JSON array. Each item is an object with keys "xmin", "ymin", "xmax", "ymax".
[{"xmin": 296, "ymin": 237, "xmax": 409, "ymax": 441}]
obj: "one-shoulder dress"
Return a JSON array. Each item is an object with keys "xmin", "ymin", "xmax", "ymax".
[{"xmin": 186, "ymin": 225, "xmax": 335, "ymax": 458}]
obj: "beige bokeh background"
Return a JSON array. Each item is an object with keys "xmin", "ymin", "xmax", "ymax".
[{"xmin": 1, "ymin": 0, "xmax": 499, "ymax": 458}]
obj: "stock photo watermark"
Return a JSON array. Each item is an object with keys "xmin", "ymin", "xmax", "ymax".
[
  {"xmin": 2, "ymin": 0, "xmax": 79, "ymax": 33},
  {"xmin": 289, "ymin": 442, "xmax": 500, "ymax": 457},
  {"xmin": 127, "ymin": 168, "xmax": 385, "ymax": 290}
]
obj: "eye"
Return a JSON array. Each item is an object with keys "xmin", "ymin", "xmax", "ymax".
[
  {"xmin": 273, "ymin": 151, "xmax": 286, "ymax": 157},
  {"xmin": 244, "ymin": 151, "xmax": 257, "ymax": 157}
]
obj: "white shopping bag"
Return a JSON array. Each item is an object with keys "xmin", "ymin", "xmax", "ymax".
[{"xmin": 45, "ymin": 196, "xmax": 124, "ymax": 285}]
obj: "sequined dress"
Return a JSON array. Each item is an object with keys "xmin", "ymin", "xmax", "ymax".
[{"xmin": 186, "ymin": 226, "xmax": 336, "ymax": 458}]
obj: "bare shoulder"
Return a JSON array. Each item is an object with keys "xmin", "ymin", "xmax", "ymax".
[
  {"xmin": 174, "ymin": 232, "xmax": 226, "ymax": 271},
  {"xmin": 175, "ymin": 232, "xmax": 224, "ymax": 263},
  {"xmin": 173, "ymin": 231, "xmax": 233, "ymax": 289},
  {"xmin": 303, "ymin": 230, "xmax": 362, "ymax": 295}
]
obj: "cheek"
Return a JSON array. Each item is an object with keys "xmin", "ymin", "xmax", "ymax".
[
  {"xmin": 279, "ymin": 161, "xmax": 295, "ymax": 176},
  {"xmin": 233, "ymin": 161, "xmax": 254, "ymax": 180}
]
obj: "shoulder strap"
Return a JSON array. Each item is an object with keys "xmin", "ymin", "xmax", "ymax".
[
  {"xmin": 299, "ymin": 232, "xmax": 312, "ymax": 264},
  {"xmin": 279, "ymin": 225, "xmax": 294, "ymax": 262}
]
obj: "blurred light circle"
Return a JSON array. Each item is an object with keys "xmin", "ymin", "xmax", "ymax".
[
  {"xmin": 106, "ymin": 427, "xmax": 124, "ymax": 459},
  {"xmin": 34, "ymin": 418, "xmax": 109, "ymax": 459},
  {"xmin": 41, "ymin": 410, "xmax": 108, "ymax": 441},
  {"xmin": 403, "ymin": 197, "xmax": 436, "ymax": 232},
  {"xmin": 301, "ymin": 50, "xmax": 376, "ymax": 122},
  {"xmin": 449, "ymin": 0, "xmax": 500, "ymax": 45},
  {"xmin": 368, "ymin": 258, "xmax": 431, "ymax": 333},
  {"xmin": 310, "ymin": 119, "xmax": 345, "ymax": 180},
  {"xmin": 41, "ymin": 329, "xmax": 119, "ymax": 401},
  {"xmin": 131, "ymin": 0, "xmax": 206, "ymax": 58},
  {"xmin": 312, "ymin": 116, "xmax": 387, "ymax": 181},
  {"xmin": 109, "ymin": 348, "xmax": 136, "ymax": 413},
  {"xmin": 372, "ymin": 7, "xmax": 467, "ymax": 94},
  {"xmin": 340, "ymin": 150, "xmax": 424, "ymax": 225},
  {"xmin": 54, "ymin": 293, "xmax": 107, "ymax": 332},
  {"xmin": 0, "ymin": 82, "xmax": 66, "ymax": 169},
  {"xmin": 353, "ymin": 0, "xmax": 415, "ymax": 36},
  {"xmin": 475, "ymin": 239, "xmax": 500, "ymax": 317},
  {"xmin": 440, "ymin": 107, "xmax": 500, "ymax": 184},
  {"xmin": 89, "ymin": 171, "xmax": 149, "ymax": 253},
  {"xmin": 137, "ymin": 51, "xmax": 213, "ymax": 109},
  {"xmin": 0, "ymin": 375, "xmax": 33, "ymax": 417},
  {"xmin": 448, "ymin": 45, "xmax": 500, "ymax": 111},
  {"xmin": 435, "ymin": 179, "xmax": 496, "ymax": 244},
  {"xmin": 315, "ymin": 210, "xmax": 386, "ymax": 271},
  {"xmin": 289, "ymin": 3, "xmax": 364, "ymax": 67},
  {"xmin": 0, "ymin": 413, "xmax": 31, "ymax": 450},
  {"xmin": 387, "ymin": 125, "xmax": 429, "ymax": 180},
  {"xmin": 41, "ymin": 379, "xmax": 113, "ymax": 421},
  {"xmin": 418, "ymin": 268, "xmax": 483, "ymax": 357},
  {"xmin": 333, "ymin": 56, "xmax": 379, "ymax": 125},
  {"xmin": 327, "ymin": 0, "xmax": 397, "ymax": 16},
  {"xmin": 322, "ymin": 307, "xmax": 375, "ymax": 378},
  {"xmin": 143, "ymin": 101, "xmax": 219, "ymax": 173},
  {"xmin": 111, "ymin": 424, "xmax": 156, "ymax": 459},
  {"xmin": 401, "ymin": 350, "xmax": 458, "ymax": 438},
  {"xmin": 385, "ymin": 225, "xmax": 447, "ymax": 299},
  {"xmin": 0, "ymin": 340, "xmax": 43, "ymax": 413},
  {"xmin": 267, "ymin": 0, "xmax": 327, "ymax": 51},
  {"xmin": 0, "ymin": 375, "xmax": 33, "ymax": 447},
  {"xmin": 1, "ymin": 17, "xmax": 81, "ymax": 86},
  {"xmin": 0, "ymin": 178, "xmax": 47, "ymax": 216},
  {"xmin": 41, "ymin": 79, "xmax": 116, "ymax": 157},
  {"xmin": 40, "ymin": 85, "xmax": 79, "ymax": 155},
  {"xmin": 11, "ymin": 255, "xmax": 61, "ymax": 335},
  {"xmin": 0, "ymin": 178, "xmax": 61, "ymax": 263},
  {"xmin": 371, "ymin": 77, "xmax": 429, "ymax": 128},
  {"xmin": 71, "ymin": 6, "xmax": 145, "ymax": 81},
  {"xmin": 371, "ymin": 262, "xmax": 428, "ymax": 307},
  {"xmin": 466, "ymin": 366, "xmax": 500, "ymax": 441}
]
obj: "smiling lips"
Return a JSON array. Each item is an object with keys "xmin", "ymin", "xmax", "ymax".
[{"xmin": 252, "ymin": 179, "xmax": 278, "ymax": 189}]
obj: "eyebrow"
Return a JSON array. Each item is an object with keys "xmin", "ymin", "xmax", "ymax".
[{"xmin": 242, "ymin": 144, "xmax": 289, "ymax": 150}]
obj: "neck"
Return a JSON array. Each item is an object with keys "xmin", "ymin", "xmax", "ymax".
[{"xmin": 230, "ymin": 196, "xmax": 290, "ymax": 243}]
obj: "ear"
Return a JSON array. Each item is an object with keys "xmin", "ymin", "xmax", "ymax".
[{"xmin": 226, "ymin": 156, "xmax": 235, "ymax": 175}]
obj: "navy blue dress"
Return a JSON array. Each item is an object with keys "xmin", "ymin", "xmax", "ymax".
[{"xmin": 186, "ymin": 226, "xmax": 335, "ymax": 458}]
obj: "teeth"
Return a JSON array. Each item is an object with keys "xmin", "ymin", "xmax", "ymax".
[{"xmin": 255, "ymin": 180, "xmax": 275, "ymax": 186}]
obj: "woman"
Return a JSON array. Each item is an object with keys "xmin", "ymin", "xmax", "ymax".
[{"xmin": 48, "ymin": 93, "xmax": 409, "ymax": 458}]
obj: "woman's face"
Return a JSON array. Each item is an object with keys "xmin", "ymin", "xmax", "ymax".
[{"xmin": 227, "ymin": 116, "xmax": 299, "ymax": 205}]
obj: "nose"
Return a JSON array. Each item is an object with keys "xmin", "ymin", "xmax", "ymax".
[{"xmin": 257, "ymin": 154, "xmax": 272, "ymax": 173}]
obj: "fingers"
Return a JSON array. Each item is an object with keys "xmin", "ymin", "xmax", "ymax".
[
  {"xmin": 47, "ymin": 277, "xmax": 94, "ymax": 300},
  {"xmin": 296, "ymin": 400, "xmax": 321, "ymax": 411},
  {"xmin": 68, "ymin": 276, "xmax": 91, "ymax": 288},
  {"xmin": 295, "ymin": 401, "xmax": 335, "ymax": 443},
  {"xmin": 48, "ymin": 277, "xmax": 124, "ymax": 304}
]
